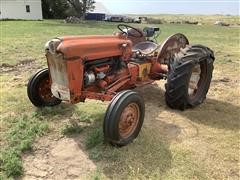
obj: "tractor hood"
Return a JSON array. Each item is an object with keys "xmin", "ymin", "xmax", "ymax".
[{"xmin": 45, "ymin": 35, "xmax": 133, "ymax": 61}]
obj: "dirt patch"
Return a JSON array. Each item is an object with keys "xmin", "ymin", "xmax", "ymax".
[
  {"xmin": 138, "ymin": 83, "xmax": 199, "ymax": 141},
  {"xmin": 21, "ymin": 136, "xmax": 96, "ymax": 180},
  {"xmin": 212, "ymin": 77, "xmax": 231, "ymax": 83},
  {"xmin": 0, "ymin": 59, "xmax": 38, "ymax": 74}
]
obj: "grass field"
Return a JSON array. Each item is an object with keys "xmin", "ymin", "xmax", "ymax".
[
  {"xmin": 0, "ymin": 18, "xmax": 240, "ymax": 179},
  {"xmin": 131, "ymin": 14, "xmax": 240, "ymax": 25}
]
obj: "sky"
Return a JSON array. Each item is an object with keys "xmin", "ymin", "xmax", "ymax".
[{"xmin": 96, "ymin": 0, "xmax": 240, "ymax": 15}]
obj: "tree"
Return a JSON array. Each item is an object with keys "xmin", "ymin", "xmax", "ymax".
[
  {"xmin": 41, "ymin": 0, "xmax": 95, "ymax": 19},
  {"xmin": 42, "ymin": 0, "xmax": 70, "ymax": 19},
  {"xmin": 67, "ymin": 0, "xmax": 95, "ymax": 18}
]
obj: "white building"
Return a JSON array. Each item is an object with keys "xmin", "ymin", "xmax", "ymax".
[
  {"xmin": 92, "ymin": 2, "xmax": 110, "ymax": 14},
  {"xmin": 0, "ymin": 0, "xmax": 42, "ymax": 20}
]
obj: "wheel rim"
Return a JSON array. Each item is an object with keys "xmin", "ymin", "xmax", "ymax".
[
  {"xmin": 188, "ymin": 62, "xmax": 206, "ymax": 99},
  {"xmin": 188, "ymin": 64, "xmax": 201, "ymax": 97},
  {"xmin": 38, "ymin": 77, "xmax": 56, "ymax": 103},
  {"xmin": 119, "ymin": 103, "xmax": 140, "ymax": 139}
]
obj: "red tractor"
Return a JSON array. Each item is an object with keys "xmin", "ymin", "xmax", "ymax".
[{"xmin": 27, "ymin": 24, "xmax": 214, "ymax": 146}]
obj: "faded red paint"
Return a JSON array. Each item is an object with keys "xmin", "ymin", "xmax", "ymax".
[
  {"xmin": 67, "ymin": 59, "xmax": 84, "ymax": 103},
  {"xmin": 57, "ymin": 35, "xmax": 133, "ymax": 61},
  {"xmin": 119, "ymin": 102, "xmax": 140, "ymax": 138},
  {"xmin": 46, "ymin": 33, "xmax": 188, "ymax": 103}
]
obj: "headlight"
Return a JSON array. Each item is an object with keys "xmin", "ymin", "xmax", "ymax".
[{"xmin": 45, "ymin": 39, "xmax": 61, "ymax": 54}]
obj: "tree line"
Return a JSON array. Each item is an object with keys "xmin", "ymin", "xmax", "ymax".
[{"xmin": 42, "ymin": 0, "xmax": 95, "ymax": 19}]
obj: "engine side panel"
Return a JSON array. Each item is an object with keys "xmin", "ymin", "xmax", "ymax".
[
  {"xmin": 67, "ymin": 59, "xmax": 84, "ymax": 103},
  {"xmin": 47, "ymin": 52, "xmax": 84, "ymax": 103}
]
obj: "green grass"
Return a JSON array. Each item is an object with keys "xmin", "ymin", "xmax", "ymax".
[
  {"xmin": 61, "ymin": 122, "xmax": 83, "ymax": 135},
  {"xmin": 0, "ymin": 114, "xmax": 49, "ymax": 177},
  {"xmin": 86, "ymin": 128, "xmax": 104, "ymax": 150},
  {"xmin": 0, "ymin": 18, "xmax": 239, "ymax": 179}
]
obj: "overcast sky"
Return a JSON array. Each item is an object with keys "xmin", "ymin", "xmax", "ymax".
[{"xmin": 96, "ymin": 0, "xmax": 239, "ymax": 15}]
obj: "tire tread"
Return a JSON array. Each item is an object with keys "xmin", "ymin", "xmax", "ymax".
[{"xmin": 165, "ymin": 44, "xmax": 215, "ymax": 110}]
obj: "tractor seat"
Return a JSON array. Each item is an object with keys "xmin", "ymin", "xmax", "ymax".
[{"xmin": 132, "ymin": 41, "xmax": 159, "ymax": 55}]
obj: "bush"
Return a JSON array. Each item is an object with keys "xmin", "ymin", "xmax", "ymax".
[
  {"xmin": 61, "ymin": 122, "xmax": 83, "ymax": 135},
  {"xmin": 0, "ymin": 149, "xmax": 23, "ymax": 177},
  {"xmin": 147, "ymin": 18, "xmax": 163, "ymax": 24},
  {"xmin": 85, "ymin": 128, "xmax": 103, "ymax": 149}
]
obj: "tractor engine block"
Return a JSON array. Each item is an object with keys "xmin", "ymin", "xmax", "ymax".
[
  {"xmin": 83, "ymin": 56, "xmax": 155, "ymax": 92},
  {"xmin": 83, "ymin": 56, "xmax": 123, "ymax": 88}
]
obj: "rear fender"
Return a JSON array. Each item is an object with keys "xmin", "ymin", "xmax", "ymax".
[{"xmin": 157, "ymin": 33, "xmax": 189, "ymax": 64}]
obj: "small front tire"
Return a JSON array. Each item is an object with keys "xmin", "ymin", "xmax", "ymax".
[
  {"xmin": 104, "ymin": 90, "xmax": 145, "ymax": 146},
  {"xmin": 27, "ymin": 68, "xmax": 61, "ymax": 107}
]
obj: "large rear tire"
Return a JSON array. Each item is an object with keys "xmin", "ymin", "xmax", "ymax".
[
  {"xmin": 104, "ymin": 90, "xmax": 145, "ymax": 146},
  {"xmin": 165, "ymin": 44, "xmax": 215, "ymax": 110},
  {"xmin": 27, "ymin": 68, "xmax": 61, "ymax": 107}
]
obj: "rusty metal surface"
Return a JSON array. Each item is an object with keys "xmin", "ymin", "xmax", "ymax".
[
  {"xmin": 66, "ymin": 59, "xmax": 84, "ymax": 103},
  {"xmin": 149, "ymin": 62, "xmax": 168, "ymax": 79},
  {"xmin": 138, "ymin": 63, "xmax": 152, "ymax": 81},
  {"xmin": 57, "ymin": 35, "xmax": 133, "ymax": 61},
  {"xmin": 188, "ymin": 64, "xmax": 201, "ymax": 96},
  {"xmin": 129, "ymin": 62, "xmax": 152, "ymax": 81},
  {"xmin": 132, "ymin": 41, "xmax": 159, "ymax": 55},
  {"xmin": 47, "ymin": 52, "xmax": 84, "ymax": 103},
  {"xmin": 188, "ymin": 61, "xmax": 207, "ymax": 103},
  {"xmin": 119, "ymin": 102, "xmax": 140, "ymax": 138},
  {"xmin": 47, "ymin": 53, "xmax": 71, "ymax": 101},
  {"xmin": 125, "ymin": 28, "xmax": 146, "ymax": 46},
  {"xmin": 106, "ymin": 77, "xmax": 131, "ymax": 94},
  {"xmin": 127, "ymin": 63, "xmax": 139, "ymax": 85},
  {"xmin": 38, "ymin": 75, "xmax": 58, "ymax": 103},
  {"xmin": 157, "ymin": 33, "xmax": 189, "ymax": 64},
  {"xmin": 81, "ymin": 91, "xmax": 113, "ymax": 101},
  {"xmin": 45, "ymin": 32, "xmax": 190, "ymax": 103}
]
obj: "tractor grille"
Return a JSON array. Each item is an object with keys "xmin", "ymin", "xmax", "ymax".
[{"xmin": 47, "ymin": 53, "xmax": 70, "ymax": 101}]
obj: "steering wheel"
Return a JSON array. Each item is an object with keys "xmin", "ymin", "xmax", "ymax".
[{"xmin": 117, "ymin": 24, "xmax": 143, "ymax": 38}]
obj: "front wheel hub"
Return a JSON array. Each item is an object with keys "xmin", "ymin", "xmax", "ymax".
[
  {"xmin": 119, "ymin": 103, "xmax": 140, "ymax": 139},
  {"xmin": 38, "ymin": 77, "xmax": 55, "ymax": 102}
]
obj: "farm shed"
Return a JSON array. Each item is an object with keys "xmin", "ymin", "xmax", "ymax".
[
  {"xmin": 85, "ymin": 13, "xmax": 105, "ymax": 21},
  {"xmin": 0, "ymin": 0, "xmax": 42, "ymax": 20},
  {"xmin": 85, "ymin": 2, "xmax": 109, "ymax": 21}
]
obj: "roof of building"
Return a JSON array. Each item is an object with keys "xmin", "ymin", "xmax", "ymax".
[{"xmin": 90, "ymin": 2, "xmax": 110, "ymax": 14}]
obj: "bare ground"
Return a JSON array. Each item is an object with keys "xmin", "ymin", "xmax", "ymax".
[
  {"xmin": 21, "ymin": 136, "xmax": 97, "ymax": 180},
  {"xmin": 19, "ymin": 87, "xmax": 192, "ymax": 180},
  {"xmin": 19, "ymin": 83, "xmax": 201, "ymax": 180},
  {"xmin": 2, "ymin": 61, "xmax": 239, "ymax": 179}
]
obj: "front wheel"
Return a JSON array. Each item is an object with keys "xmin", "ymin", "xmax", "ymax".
[
  {"xmin": 104, "ymin": 90, "xmax": 145, "ymax": 146},
  {"xmin": 165, "ymin": 44, "xmax": 215, "ymax": 110},
  {"xmin": 27, "ymin": 68, "xmax": 61, "ymax": 107}
]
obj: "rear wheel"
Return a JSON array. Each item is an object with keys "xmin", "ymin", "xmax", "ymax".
[
  {"xmin": 27, "ymin": 68, "xmax": 61, "ymax": 107},
  {"xmin": 165, "ymin": 44, "xmax": 215, "ymax": 110},
  {"xmin": 104, "ymin": 90, "xmax": 145, "ymax": 146}
]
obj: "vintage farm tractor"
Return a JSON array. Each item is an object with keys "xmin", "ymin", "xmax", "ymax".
[{"xmin": 27, "ymin": 24, "xmax": 214, "ymax": 146}]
